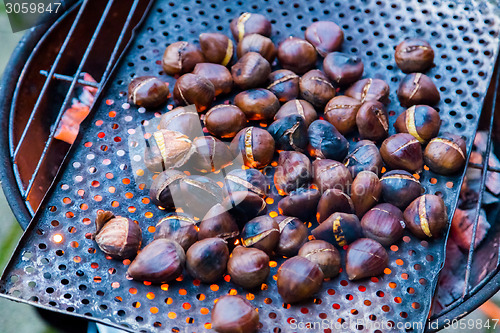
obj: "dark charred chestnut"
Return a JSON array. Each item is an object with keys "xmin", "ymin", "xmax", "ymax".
[
  {"xmin": 162, "ymin": 41, "xmax": 205, "ymax": 75},
  {"xmin": 404, "ymin": 194, "xmax": 448, "ymax": 239},
  {"xmin": 345, "ymin": 78, "xmax": 390, "ymax": 104},
  {"xmin": 186, "ymin": 237, "xmax": 229, "ymax": 283},
  {"xmin": 212, "ymin": 295, "xmax": 260, "ymax": 333},
  {"xmin": 268, "ymin": 115, "xmax": 308, "ymax": 153},
  {"xmin": 230, "ymin": 12, "xmax": 272, "ymax": 42},
  {"xmin": 343, "ymin": 140, "xmax": 383, "ymax": 177},
  {"xmin": 351, "ymin": 171, "xmax": 382, "ymax": 217},
  {"xmin": 380, "ymin": 133, "xmax": 423, "ymax": 173},
  {"xmin": 304, "ymin": 21, "xmax": 344, "ymax": 57},
  {"xmin": 346, "ymin": 238, "xmax": 388, "ymax": 281},
  {"xmin": 127, "ymin": 239, "xmax": 185, "ymax": 283},
  {"xmin": 192, "ymin": 63, "xmax": 233, "ymax": 96},
  {"xmin": 234, "ymin": 88, "xmax": 280, "ymax": 121},
  {"xmin": 224, "ymin": 168, "xmax": 268, "ymax": 197},
  {"xmin": 199, "ymin": 32, "xmax": 234, "ymax": 66},
  {"xmin": 173, "ymin": 73, "xmax": 215, "ymax": 113},
  {"xmin": 380, "ymin": 170, "xmax": 423, "ymax": 210},
  {"xmin": 231, "ymin": 127, "xmax": 275, "ymax": 169},
  {"xmin": 241, "ymin": 215, "xmax": 280, "ymax": 255},
  {"xmin": 299, "ymin": 70, "xmax": 336, "ymax": 109},
  {"xmin": 274, "ymin": 151, "xmax": 311, "ymax": 196},
  {"xmin": 356, "ymin": 101, "xmax": 389, "ymax": 142},
  {"xmin": 394, "ymin": 105, "xmax": 441, "ymax": 144},
  {"xmin": 424, "ymin": 133, "xmax": 466, "ymax": 175},
  {"xmin": 308, "ymin": 119, "xmax": 349, "ymax": 161},
  {"xmin": 231, "ymin": 52, "xmax": 271, "ymax": 89},
  {"xmin": 144, "ymin": 130, "xmax": 194, "ymax": 172},
  {"xmin": 204, "ymin": 105, "xmax": 248, "ymax": 139},
  {"xmin": 274, "ymin": 99, "xmax": 318, "ymax": 127},
  {"xmin": 227, "ymin": 246, "xmax": 270, "ymax": 289},
  {"xmin": 395, "ymin": 39, "xmax": 435, "ymax": 73},
  {"xmin": 222, "ymin": 191, "xmax": 267, "ymax": 228},
  {"xmin": 324, "ymin": 96, "xmax": 362, "ymax": 135},
  {"xmin": 154, "ymin": 213, "xmax": 198, "ymax": 251},
  {"xmin": 267, "ymin": 69, "xmax": 300, "ymax": 102},
  {"xmin": 397, "ymin": 73, "xmax": 440, "ymax": 107},
  {"xmin": 277, "ymin": 256, "xmax": 324, "ymax": 304},
  {"xmin": 159, "ymin": 105, "xmax": 202, "ymax": 139},
  {"xmin": 278, "ymin": 188, "xmax": 321, "ymax": 222},
  {"xmin": 316, "ymin": 189, "xmax": 354, "ymax": 224},
  {"xmin": 276, "ymin": 216, "xmax": 309, "ymax": 257},
  {"xmin": 277, "ymin": 37, "xmax": 317, "ymax": 74},
  {"xmin": 149, "ymin": 169, "xmax": 186, "ymax": 209},
  {"xmin": 361, "ymin": 203, "xmax": 405, "ymax": 246},
  {"xmin": 180, "ymin": 175, "xmax": 224, "ymax": 218},
  {"xmin": 199, "ymin": 204, "xmax": 239, "ymax": 241},
  {"xmin": 313, "ymin": 159, "xmax": 353, "ymax": 194},
  {"xmin": 298, "ymin": 240, "xmax": 341, "ymax": 278},
  {"xmin": 190, "ymin": 136, "xmax": 234, "ymax": 173},
  {"xmin": 312, "ymin": 212, "xmax": 363, "ymax": 247},
  {"xmin": 237, "ymin": 34, "xmax": 276, "ymax": 63},
  {"xmin": 323, "ymin": 52, "xmax": 364, "ymax": 86},
  {"xmin": 128, "ymin": 76, "xmax": 169, "ymax": 108}
]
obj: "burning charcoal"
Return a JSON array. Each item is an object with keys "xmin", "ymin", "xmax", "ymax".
[{"xmin": 450, "ymin": 208, "xmax": 490, "ymax": 251}]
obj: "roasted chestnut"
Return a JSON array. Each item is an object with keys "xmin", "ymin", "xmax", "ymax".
[
  {"xmin": 380, "ymin": 170, "xmax": 423, "ymax": 209},
  {"xmin": 237, "ymin": 34, "xmax": 277, "ymax": 63},
  {"xmin": 395, "ymin": 39, "xmax": 434, "ymax": 73},
  {"xmin": 308, "ymin": 119, "xmax": 349, "ymax": 161},
  {"xmin": 127, "ymin": 239, "xmax": 185, "ymax": 283},
  {"xmin": 268, "ymin": 115, "xmax": 308, "ymax": 152},
  {"xmin": 274, "ymin": 151, "xmax": 311, "ymax": 196},
  {"xmin": 179, "ymin": 175, "xmax": 224, "ymax": 218},
  {"xmin": 345, "ymin": 78, "xmax": 390, "ymax": 104},
  {"xmin": 223, "ymin": 190, "xmax": 267, "ymax": 227},
  {"xmin": 276, "ymin": 216, "xmax": 309, "ymax": 257},
  {"xmin": 94, "ymin": 211, "xmax": 142, "ymax": 260},
  {"xmin": 199, "ymin": 32, "xmax": 234, "ymax": 66},
  {"xmin": 234, "ymin": 88, "xmax": 280, "ymax": 121},
  {"xmin": 144, "ymin": 130, "xmax": 194, "ymax": 172},
  {"xmin": 267, "ymin": 69, "xmax": 300, "ymax": 102},
  {"xmin": 356, "ymin": 101, "xmax": 389, "ymax": 142},
  {"xmin": 173, "ymin": 73, "xmax": 215, "ymax": 113},
  {"xmin": 404, "ymin": 194, "xmax": 448, "ymax": 239},
  {"xmin": 323, "ymin": 52, "xmax": 364, "ymax": 86},
  {"xmin": 162, "ymin": 41, "xmax": 204, "ymax": 75},
  {"xmin": 324, "ymin": 96, "xmax": 362, "ymax": 135},
  {"xmin": 186, "ymin": 237, "xmax": 229, "ymax": 283},
  {"xmin": 300, "ymin": 70, "xmax": 336, "ymax": 108},
  {"xmin": 227, "ymin": 246, "xmax": 270, "ymax": 289},
  {"xmin": 199, "ymin": 204, "xmax": 239, "ymax": 241},
  {"xmin": 397, "ymin": 73, "xmax": 440, "ymax": 107},
  {"xmin": 277, "ymin": 256, "xmax": 324, "ymax": 304},
  {"xmin": 313, "ymin": 159, "xmax": 353, "ymax": 194},
  {"xmin": 380, "ymin": 133, "xmax": 423, "ymax": 173},
  {"xmin": 149, "ymin": 169, "xmax": 186, "ymax": 209},
  {"xmin": 343, "ymin": 140, "xmax": 383, "ymax": 177},
  {"xmin": 278, "ymin": 188, "xmax": 321, "ymax": 222},
  {"xmin": 128, "ymin": 76, "xmax": 169, "ymax": 108},
  {"xmin": 277, "ymin": 37, "xmax": 317, "ymax": 74},
  {"xmin": 361, "ymin": 203, "xmax": 405, "ymax": 246},
  {"xmin": 274, "ymin": 99, "xmax": 318, "ymax": 127},
  {"xmin": 190, "ymin": 136, "xmax": 234, "ymax": 173},
  {"xmin": 316, "ymin": 189, "xmax": 354, "ymax": 224},
  {"xmin": 159, "ymin": 105, "xmax": 202, "ymax": 139},
  {"xmin": 154, "ymin": 213, "xmax": 198, "ymax": 251},
  {"xmin": 345, "ymin": 238, "xmax": 388, "ymax": 281},
  {"xmin": 230, "ymin": 12, "xmax": 272, "ymax": 42},
  {"xmin": 351, "ymin": 171, "xmax": 382, "ymax": 217},
  {"xmin": 394, "ymin": 105, "xmax": 441, "ymax": 143},
  {"xmin": 298, "ymin": 240, "xmax": 341, "ymax": 278},
  {"xmin": 424, "ymin": 133, "xmax": 466, "ymax": 175},
  {"xmin": 211, "ymin": 295, "xmax": 260, "ymax": 333},
  {"xmin": 231, "ymin": 52, "xmax": 271, "ymax": 89},
  {"xmin": 241, "ymin": 215, "xmax": 280, "ymax": 255},
  {"xmin": 312, "ymin": 212, "xmax": 363, "ymax": 247},
  {"xmin": 192, "ymin": 63, "xmax": 233, "ymax": 96},
  {"xmin": 231, "ymin": 127, "xmax": 275, "ymax": 169},
  {"xmin": 304, "ymin": 21, "xmax": 343, "ymax": 57},
  {"xmin": 204, "ymin": 105, "xmax": 248, "ymax": 139},
  {"xmin": 224, "ymin": 168, "xmax": 268, "ymax": 197}
]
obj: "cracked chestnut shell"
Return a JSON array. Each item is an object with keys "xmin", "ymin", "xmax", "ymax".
[
  {"xmin": 313, "ymin": 159, "xmax": 353, "ymax": 194},
  {"xmin": 127, "ymin": 239, "xmax": 185, "ymax": 283},
  {"xmin": 345, "ymin": 78, "xmax": 390, "ymax": 104},
  {"xmin": 278, "ymin": 37, "xmax": 317, "ymax": 74},
  {"xmin": 395, "ymin": 39, "xmax": 435, "ymax": 73},
  {"xmin": 397, "ymin": 73, "xmax": 440, "ymax": 107},
  {"xmin": 231, "ymin": 127, "xmax": 275, "ymax": 169},
  {"xmin": 380, "ymin": 170, "xmax": 423, "ymax": 210},
  {"xmin": 144, "ymin": 129, "xmax": 194, "ymax": 172},
  {"xmin": 276, "ymin": 216, "xmax": 309, "ymax": 257},
  {"xmin": 186, "ymin": 237, "xmax": 229, "ymax": 283},
  {"xmin": 173, "ymin": 73, "xmax": 215, "ymax": 113},
  {"xmin": 278, "ymin": 188, "xmax": 321, "ymax": 222},
  {"xmin": 222, "ymin": 191, "xmax": 267, "ymax": 228},
  {"xmin": 211, "ymin": 295, "xmax": 260, "ymax": 333},
  {"xmin": 162, "ymin": 41, "xmax": 205, "ymax": 75},
  {"xmin": 190, "ymin": 136, "xmax": 234, "ymax": 173},
  {"xmin": 356, "ymin": 101, "xmax": 389, "ymax": 142},
  {"xmin": 180, "ymin": 175, "xmax": 224, "ymax": 218},
  {"xmin": 424, "ymin": 133, "xmax": 466, "ymax": 175},
  {"xmin": 351, "ymin": 171, "xmax": 382, "ymax": 217},
  {"xmin": 128, "ymin": 76, "xmax": 169, "ymax": 108},
  {"xmin": 300, "ymin": 70, "xmax": 336, "ymax": 108},
  {"xmin": 308, "ymin": 119, "xmax": 349, "ymax": 161},
  {"xmin": 231, "ymin": 52, "xmax": 271, "ymax": 89},
  {"xmin": 159, "ymin": 105, "xmax": 202, "ymax": 139},
  {"xmin": 268, "ymin": 115, "xmax": 308, "ymax": 152},
  {"xmin": 346, "ymin": 238, "xmax": 388, "ymax": 281},
  {"xmin": 235, "ymin": 88, "xmax": 280, "ymax": 121},
  {"xmin": 394, "ymin": 105, "xmax": 441, "ymax": 144},
  {"xmin": 237, "ymin": 34, "xmax": 277, "ymax": 63},
  {"xmin": 227, "ymin": 246, "xmax": 270, "ymax": 289},
  {"xmin": 312, "ymin": 212, "xmax": 363, "ymax": 247},
  {"xmin": 316, "ymin": 189, "xmax": 355, "ymax": 224},
  {"xmin": 274, "ymin": 151, "xmax": 311, "ymax": 195},
  {"xmin": 305, "ymin": 21, "xmax": 343, "ymax": 57},
  {"xmin": 224, "ymin": 168, "xmax": 268, "ymax": 197},
  {"xmin": 192, "ymin": 63, "xmax": 233, "ymax": 96},
  {"xmin": 404, "ymin": 194, "xmax": 448, "ymax": 239},
  {"xmin": 230, "ymin": 12, "xmax": 272, "ymax": 42},
  {"xmin": 298, "ymin": 240, "xmax": 341, "ymax": 278},
  {"xmin": 199, "ymin": 32, "xmax": 234, "ymax": 66},
  {"xmin": 361, "ymin": 203, "xmax": 405, "ymax": 246},
  {"xmin": 277, "ymin": 256, "xmax": 324, "ymax": 304},
  {"xmin": 343, "ymin": 140, "xmax": 383, "ymax": 177},
  {"xmin": 380, "ymin": 133, "xmax": 423, "ymax": 173},
  {"xmin": 241, "ymin": 215, "xmax": 280, "ymax": 255},
  {"xmin": 267, "ymin": 69, "xmax": 300, "ymax": 102},
  {"xmin": 204, "ymin": 105, "xmax": 248, "ymax": 139},
  {"xmin": 324, "ymin": 96, "xmax": 362, "ymax": 135},
  {"xmin": 199, "ymin": 203, "xmax": 239, "ymax": 242},
  {"xmin": 274, "ymin": 99, "xmax": 318, "ymax": 127},
  {"xmin": 323, "ymin": 52, "xmax": 364, "ymax": 87},
  {"xmin": 154, "ymin": 213, "xmax": 198, "ymax": 251},
  {"xmin": 149, "ymin": 169, "xmax": 186, "ymax": 209}
]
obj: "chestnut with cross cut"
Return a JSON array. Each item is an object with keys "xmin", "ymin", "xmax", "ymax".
[
  {"xmin": 300, "ymin": 69, "xmax": 336, "ymax": 109},
  {"xmin": 356, "ymin": 101, "xmax": 389, "ymax": 142},
  {"xmin": 173, "ymin": 73, "xmax": 215, "ymax": 113},
  {"xmin": 267, "ymin": 69, "xmax": 300, "ymax": 102},
  {"xmin": 323, "ymin": 52, "xmax": 364, "ymax": 87},
  {"xmin": 267, "ymin": 114, "xmax": 308, "ymax": 152},
  {"xmin": 199, "ymin": 32, "xmax": 234, "ymax": 66},
  {"xmin": 304, "ymin": 21, "xmax": 344, "ymax": 57},
  {"xmin": 424, "ymin": 133, "xmax": 466, "ymax": 175},
  {"xmin": 345, "ymin": 78, "xmax": 390, "ymax": 104},
  {"xmin": 192, "ymin": 63, "xmax": 233, "ymax": 96},
  {"xmin": 397, "ymin": 73, "xmax": 440, "ymax": 107},
  {"xmin": 312, "ymin": 212, "xmax": 363, "ymax": 247},
  {"xmin": 128, "ymin": 76, "xmax": 169, "ymax": 108},
  {"xmin": 404, "ymin": 194, "xmax": 448, "ymax": 239},
  {"xmin": 274, "ymin": 99, "xmax": 318, "ymax": 127},
  {"xmin": 395, "ymin": 38, "xmax": 435, "ymax": 73},
  {"xmin": 230, "ymin": 12, "xmax": 272, "ymax": 42},
  {"xmin": 277, "ymin": 37, "xmax": 317, "ymax": 74},
  {"xmin": 394, "ymin": 105, "xmax": 441, "ymax": 144},
  {"xmin": 380, "ymin": 133, "xmax": 423, "ymax": 174},
  {"xmin": 154, "ymin": 213, "xmax": 198, "ymax": 251},
  {"xmin": 230, "ymin": 127, "xmax": 275, "ymax": 169},
  {"xmin": 162, "ymin": 41, "xmax": 205, "ymax": 75},
  {"xmin": 324, "ymin": 95, "xmax": 362, "ymax": 135}
]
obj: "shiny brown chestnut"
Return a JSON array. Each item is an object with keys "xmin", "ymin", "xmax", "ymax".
[
  {"xmin": 380, "ymin": 170, "xmax": 423, "ymax": 210},
  {"xmin": 241, "ymin": 215, "xmax": 280, "ymax": 255},
  {"xmin": 346, "ymin": 238, "xmax": 388, "ymax": 280},
  {"xmin": 300, "ymin": 70, "xmax": 336, "ymax": 109},
  {"xmin": 323, "ymin": 52, "xmax": 364, "ymax": 87},
  {"xmin": 316, "ymin": 189, "xmax": 354, "ymax": 224},
  {"xmin": 361, "ymin": 203, "xmax": 405, "ymax": 246},
  {"xmin": 127, "ymin": 239, "xmax": 185, "ymax": 283},
  {"xmin": 154, "ymin": 213, "xmax": 198, "ymax": 251},
  {"xmin": 192, "ymin": 63, "xmax": 233, "ymax": 96},
  {"xmin": 308, "ymin": 119, "xmax": 349, "ymax": 161},
  {"xmin": 204, "ymin": 105, "xmax": 248, "ymax": 139},
  {"xmin": 277, "ymin": 256, "xmax": 324, "ymax": 304},
  {"xmin": 394, "ymin": 105, "xmax": 441, "ymax": 143},
  {"xmin": 404, "ymin": 194, "xmax": 448, "ymax": 239},
  {"xmin": 162, "ymin": 41, "xmax": 205, "ymax": 75},
  {"xmin": 211, "ymin": 295, "xmax": 260, "ymax": 333},
  {"xmin": 180, "ymin": 175, "xmax": 224, "ymax": 218},
  {"xmin": 274, "ymin": 151, "xmax": 311, "ymax": 196},
  {"xmin": 149, "ymin": 169, "xmax": 186, "ymax": 209},
  {"xmin": 223, "ymin": 191, "xmax": 267, "ymax": 228},
  {"xmin": 173, "ymin": 73, "xmax": 215, "ymax": 113},
  {"xmin": 224, "ymin": 168, "xmax": 268, "ymax": 197},
  {"xmin": 351, "ymin": 171, "xmax": 382, "ymax": 217},
  {"xmin": 274, "ymin": 99, "xmax": 318, "ymax": 127},
  {"xmin": 199, "ymin": 204, "xmax": 239, "ymax": 241},
  {"xmin": 267, "ymin": 69, "xmax": 300, "ymax": 102},
  {"xmin": 298, "ymin": 240, "xmax": 341, "ymax": 278},
  {"xmin": 276, "ymin": 216, "xmax": 309, "ymax": 257},
  {"xmin": 313, "ymin": 159, "xmax": 353, "ymax": 194},
  {"xmin": 395, "ymin": 39, "xmax": 435, "ymax": 73},
  {"xmin": 312, "ymin": 212, "xmax": 363, "ymax": 247},
  {"xmin": 227, "ymin": 246, "xmax": 270, "ymax": 289},
  {"xmin": 397, "ymin": 73, "xmax": 440, "ymax": 107},
  {"xmin": 231, "ymin": 52, "xmax": 271, "ymax": 89},
  {"xmin": 345, "ymin": 78, "xmax": 390, "ymax": 104},
  {"xmin": 190, "ymin": 136, "xmax": 233, "ymax": 173},
  {"xmin": 234, "ymin": 88, "xmax": 280, "ymax": 121},
  {"xmin": 304, "ymin": 21, "xmax": 344, "ymax": 57},
  {"xmin": 230, "ymin": 12, "xmax": 272, "ymax": 42},
  {"xmin": 278, "ymin": 188, "xmax": 321, "ymax": 222},
  {"xmin": 144, "ymin": 130, "xmax": 194, "ymax": 172},
  {"xmin": 424, "ymin": 133, "xmax": 466, "ymax": 175},
  {"xmin": 267, "ymin": 115, "xmax": 308, "ymax": 152},
  {"xmin": 199, "ymin": 32, "xmax": 234, "ymax": 66},
  {"xmin": 237, "ymin": 34, "xmax": 277, "ymax": 63},
  {"xmin": 186, "ymin": 237, "xmax": 229, "ymax": 283},
  {"xmin": 343, "ymin": 140, "xmax": 383, "ymax": 177},
  {"xmin": 231, "ymin": 127, "xmax": 275, "ymax": 169},
  {"xmin": 128, "ymin": 76, "xmax": 169, "ymax": 108},
  {"xmin": 277, "ymin": 37, "xmax": 317, "ymax": 74},
  {"xmin": 356, "ymin": 101, "xmax": 389, "ymax": 142},
  {"xmin": 324, "ymin": 96, "xmax": 362, "ymax": 135},
  {"xmin": 159, "ymin": 105, "xmax": 202, "ymax": 139},
  {"xmin": 380, "ymin": 133, "xmax": 423, "ymax": 173}
]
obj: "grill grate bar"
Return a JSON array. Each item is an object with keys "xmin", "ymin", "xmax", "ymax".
[
  {"xmin": 467, "ymin": 162, "xmax": 500, "ymax": 174},
  {"xmin": 38, "ymin": 70, "xmax": 100, "ymax": 88}
]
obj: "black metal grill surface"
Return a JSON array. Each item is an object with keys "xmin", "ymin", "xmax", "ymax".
[{"xmin": 1, "ymin": 0, "xmax": 500, "ymax": 332}]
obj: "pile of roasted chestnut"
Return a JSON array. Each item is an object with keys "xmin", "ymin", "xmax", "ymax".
[{"xmin": 95, "ymin": 12, "xmax": 468, "ymax": 332}]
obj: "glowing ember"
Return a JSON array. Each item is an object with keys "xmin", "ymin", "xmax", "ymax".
[{"xmin": 53, "ymin": 234, "xmax": 63, "ymax": 243}]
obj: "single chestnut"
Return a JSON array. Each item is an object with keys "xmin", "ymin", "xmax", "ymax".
[
  {"xmin": 274, "ymin": 151, "xmax": 311, "ymax": 195},
  {"xmin": 162, "ymin": 41, "xmax": 204, "ymax": 75},
  {"xmin": 159, "ymin": 105, "xmax": 202, "ymax": 139},
  {"xmin": 380, "ymin": 170, "xmax": 423, "ymax": 209},
  {"xmin": 299, "ymin": 69, "xmax": 336, "ymax": 108},
  {"xmin": 224, "ymin": 168, "xmax": 268, "ymax": 197},
  {"xmin": 267, "ymin": 69, "xmax": 300, "ymax": 102},
  {"xmin": 231, "ymin": 127, "xmax": 275, "ymax": 169},
  {"xmin": 404, "ymin": 194, "xmax": 448, "ymax": 239},
  {"xmin": 231, "ymin": 52, "xmax": 271, "ymax": 89},
  {"xmin": 276, "ymin": 216, "xmax": 309, "ymax": 257},
  {"xmin": 308, "ymin": 119, "xmax": 349, "ymax": 161},
  {"xmin": 180, "ymin": 175, "xmax": 224, "ymax": 218},
  {"xmin": 298, "ymin": 240, "xmax": 341, "ymax": 278},
  {"xmin": 345, "ymin": 78, "xmax": 390, "ymax": 104},
  {"xmin": 304, "ymin": 21, "xmax": 344, "ymax": 57},
  {"xmin": 173, "ymin": 73, "xmax": 215, "ymax": 112},
  {"xmin": 223, "ymin": 190, "xmax": 267, "ymax": 228},
  {"xmin": 278, "ymin": 188, "xmax": 321, "ymax": 222},
  {"xmin": 277, "ymin": 37, "xmax": 317, "ymax": 74},
  {"xmin": 230, "ymin": 12, "xmax": 272, "ymax": 42},
  {"xmin": 267, "ymin": 115, "xmax": 308, "ymax": 152},
  {"xmin": 346, "ymin": 238, "xmax": 388, "ymax": 281},
  {"xmin": 274, "ymin": 99, "xmax": 318, "ymax": 127},
  {"xmin": 93, "ymin": 211, "xmax": 142, "ymax": 260},
  {"xmin": 149, "ymin": 169, "xmax": 186, "ymax": 209},
  {"xmin": 144, "ymin": 130, "xmax": 194, "ymax": 172},
  {"xmin": 127, "ymin": 239, "xmax": 185, "ymax": 283},
  {"xmin": 154, "ymin": 213, "xmax": 198, "ymax": 251},
  {"xmin": 356, "ymin": 101, "xmax": 389, "ymax": 142},
  {"xmin": 277, "ymin": 256, "xmax": 324, "ymax": 304},
  {"xmin": 211, "ymin": 295, "xmax": 260, "ymax": 333},
  {"xmin": 204, "ymin": 105, "xmax": 247, "ymax": 139},
  {"xmin": 227, "ymin": 246, "xmax": 270, "ymax": 289},
  {"xmin": 199, "ymin": 32, "xmax": 234, "ymax": 66},
  {"xmin": 241, "ymin": 215, "xmax": 280, "ymax": 255},
  {"xmin": 313, "ymin": 159, "xmax": 353, "ymax": 194},
  {"xmin": 186, "ymin": 237, "xmax": 229, "ymax": 283},
  {"xmin": 395, "ymin": 39, "xmax": 434, "ymax": 73},
  {"xmin": 199, "ymin": 204, "xmax": 239, "ymax": 241},
  {"xmin": 234, "ymin": 88, "xmax": 280, "ymax": 121},
  {"xmin": 380, "ymin": 133, "xmax": 423, "ymax": 173},
  {"xmin": 192, "ymin": 63, "xmax": 233, "ymax": 96},
  {"xmin": 190, "ymin": 136, "xmax": 234, "ymax": 173},
  {"xmin": 397, "ymin": 73, "xmax": 440, "ymax": 107},
  {"xmin": 351, "ymin": 171, "xmax": 382, "ymax": 217},
  {"xmin": 361, "ymin": 203, "xmax": 405, "ymax": 246},
  {"xmin": 323, "ymin": 52, "xmax": 364, "ymax": 86},
  {"xmin": 316, "ymin": 189, "xmax": 354, "ymax": 224},
  {"xmin": 424, "ymin": 133, "xmax": 466, "ymax": 175},
  {"xmin": 343, "ymin": 140, "xmax": 383, "ymax": 177},
  {"xmin": 128, "ymin": 76, "xmax": 169, "ymax": 108},
  {"xmin": 394, "ymin": 105, "xmax": 441, "ymax": 143},
  {"xmin": 312, "ymin": 212, "xmax": 363, "ymax": 247},
  {"xmin": 237, "ymin": 34, "xmax": 277, "ymax": 63},
  {"xmin": 324, "ymin": 96, "xmax": 362, "ymax": 135}
]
